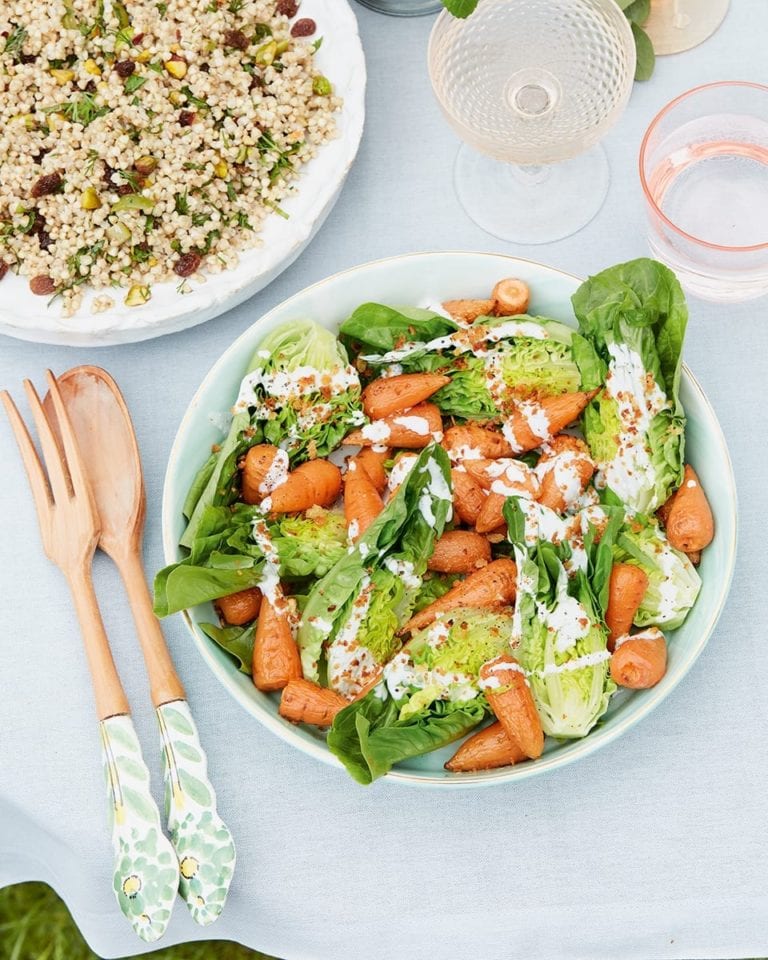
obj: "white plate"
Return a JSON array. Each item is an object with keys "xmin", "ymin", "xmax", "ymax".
[
  {"xmin": 163, "ymin": 252, "xmax": 738, "ymax": 788},
  {"xmin": 0, "ymin": 0, "xmax": 366, "ymax": 347}
]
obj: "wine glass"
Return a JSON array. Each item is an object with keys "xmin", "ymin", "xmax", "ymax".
[
  {"xmin": 428, "ymin": 0, "xmax": 636, "ymax": 244},
  {"xmin": 643, "ymin": 0, "xmax": 729, "ymax": 55},
  {"xmin": 640, "ymin": 81, "xmax": 768, "ymax": 302}
]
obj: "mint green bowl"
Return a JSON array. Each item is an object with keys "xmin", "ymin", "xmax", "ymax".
[{"xmin": 162, "ymin": 252, "xmax": 738, "ymax": 787}]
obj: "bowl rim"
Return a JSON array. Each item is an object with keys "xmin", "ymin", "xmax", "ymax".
[{"xmin": 162, "ymin": 250, "xmax": 739, "ymax": 788}]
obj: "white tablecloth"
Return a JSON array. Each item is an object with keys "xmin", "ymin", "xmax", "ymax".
[{"xmin": 1, "ymin": 3, "xmax": 767, "ymax": 958}]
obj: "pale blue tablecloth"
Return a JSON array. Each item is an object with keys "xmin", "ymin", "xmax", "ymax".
[{"xmin": 1, "ymin": 3, "xmax": 767, "ymax": 958}]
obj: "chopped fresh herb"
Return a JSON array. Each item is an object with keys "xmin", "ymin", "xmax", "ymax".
[
  {"xmin": 174, "ymin": 192, "xmax": 190, "ymax": 215},
  {"xmin": 114, "ymin": 27, "xmax": 135, "ymax": 49},
  {"xmin": 226, "ymin": 182, "xmax": 237, "ymax": 202},
  {"xmin": 197, "ymin": 229, "xmax": 221, "ymax": 255},
  {"xmin": 3, "ymin": 26, "xmax": 28, "ymax": 57},
  {"xmin": 312, "ymin": 37, "xmax": 324, "ymax": 52},
  {"xmin": 124, "ymin": 74, "xmax": 147, "ymax": 94},
  {"xmin": 228, "ymin": 0, "xmax": 245, "ymax": 11},
  {"xmin": 256, "ymin": 131, "xmax": 279, "ymax": 155},
  {"xmin": 18, "ymin": 210, "xmax": 38, "ymax": 235},
  {"xmin": 42, "ymin": 93, "xmax": 110, "ymax": 127},
  {"xmin": 191, "ymin": 212, "xmax": 211, "ymax": 227},
  {"xmin": 84, "ymin": 149, "xmax": 100, "ymax": 176},
  {"xmin": 146, "ymin": 60, "xmax": 164, "ymax": 73},
  {"xmin": 118, "ymin": 169, "xmax": 140, "ymax": 191},
  {"xmin": 235, "ymin": 211, "xmax": 253, "ymax": 230},
  {"xmin": 180, "ymin": 86, "xmax": 209, "ymax": 110},
  {"xmin": 183, "ymin": 161, "xmax": 206, "ymax": 171},
  {"xmin": 156, "ymin": 1, "xmax": 168, "ymax": 14},
  {"xmin": 264, "ymin": 199, "xmax": 289, "ymax": 220},
  {"xmin": 130, "ymin": 243, "xmax": 151, "ymax": 263},
  {"xmin": 170, "ymin": 238, "xmax": 182, "ymax": 252},
  {"xmin": 144, "ymin": 214, "xmax": 156, "ymax": 234},
  {"xmin": 66, "ymin": 240, "xmax": 106, "ymax": 286},
  {"xmin": 253, "ymin": 24, "xmax": 272, "ymax": 40}
]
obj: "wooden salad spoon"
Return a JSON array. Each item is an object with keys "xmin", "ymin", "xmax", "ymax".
[{"xmin": 46, "ymin": 366, "xmax": 235, "ymax": 927}]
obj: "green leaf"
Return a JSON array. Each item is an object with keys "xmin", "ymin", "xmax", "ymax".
[
  {"xmin": 162, "ymin": 706, "xmax": 194, "ymax": 736},
  {"xmin": 199, "ymin": 621, "xmax": 255, "ymax": 674},
  {"xmin": 115, "ymin": 757, "xmax": 150, "ymax": 782},
  {"xmin": 179, "ymin": 770, "xmax": 212, "ymax": 807},
  {"xmin": 122, "ymin": 786, "xmax": 159, "ymax": 823},
  {"xmin": 632, "ymin": 22, "xmax": 655, "ymax": 80},
  {"xmin": 624, "ymin": 0, "xmax": 650, "ymax": 24},
  {"xmin": 441, "ymin": 0, "xmax": 480, "ymax": 16},
  {"xmin": 173, "ymin": 741, "xmax": 203, "ymax": 763}
]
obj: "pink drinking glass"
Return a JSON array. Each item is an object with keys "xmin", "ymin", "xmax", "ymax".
[{"xmin": 639, "ymin": 81, "xmax": 768, "ymax": 302}]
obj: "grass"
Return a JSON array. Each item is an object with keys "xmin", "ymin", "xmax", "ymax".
[{"xmin": 0, "ymin": 883, "xmax": 275, "ymax": 960}]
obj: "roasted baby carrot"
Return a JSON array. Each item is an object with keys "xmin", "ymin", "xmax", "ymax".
[
  {"xmin": 443, "ymin": 424, "xmax": 513, "ymax": 460},
  {"xmin": 344, "ymin": 469, "xmax": 384, "ymax": 541},
  {"xmin": 463, "ymin": 457, "xmax": 538, "ymax": 496},
  {"xmin": 451, "ymin": 468, "xmax": 488, "ymax": 526},
  {"xmin": 610, "ymin": 628, "xmax": 667, "ymax": 689},
  {"xmin": 427, "ymin": 530, "xmax": 491, "ymax": 574},
  {"xmin": 605, "ymin": 563, "xmax": 650, "ymax": 650},
  {"xmin": 664, "ymin": 464, "xmax": 714, "ymax": 553},
  {"xmin": 445, "ymin": 721, "xmax": 526, "ymax": 772},
  {"xmin": 492, "ymin": 278, "xmax": 530, "ymax": 316},
  {"xmin": 479, "ymin": 654, "xmax": 544, "ymax": 759},
  {"xmin": 345, "ymin": 402, "xmax": 443, "ymax": 449},
  {"xmin": 441, "ymin": 298, "xmax": 495, "ymax": 323},
  {"xmin": 362, "ymin": 373, "xmax": 450, "ymax": 420},
  {"xmin": 215, "ymin": 586, "xmax": 262, "ymax": 626},
  {"xmin": 402, "ymin": 557, "xmax": 517, "ymax": 634},
  {"xmin": 503, "ymin": 390, "xmax": 598, "ymax": 454},
  {"xmin": 241, "ymin": 444, "xmax": 286, "ymax": 504},
  {"xmin": 279, "ymin": 679, "xmax": 348, "ymax": 726},
  {"xmin": 269, "ymin": 459, "xmax": 342, "ymax": 514},
  {"xmin": 536, "ymin": 435, "xmax": 594, "ymax": 513},
  {"xmin": 350, "ymin": 446, "xmax": 389, "ymax": 493},
  {"xmin": 252, "ymin": 600, "xmax": 302, "ymax": 692},
  {"xmin": 474, "ymin": 491, "xmax": 509, "ymax": 534}
]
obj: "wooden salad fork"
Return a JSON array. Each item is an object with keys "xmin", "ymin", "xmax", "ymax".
[
  {"xmin": 46, "ymin": 366, "xmax": 235, "ymax": 927},
  {"xmin": 0, "ymin": 372, "xmax": 179, "ymax": 944}
]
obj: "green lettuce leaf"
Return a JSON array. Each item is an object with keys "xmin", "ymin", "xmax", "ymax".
[
  {"xmin": 270, "ymin": 508, "xmax": 347, "ymax": 581},
  {"xmin": 246, "ymin": 317, "xmax": 350, "ymax": 373},
  {"xmin": 613, "ymin": 514, "xmax": 701, "ymax": 630},
  {"xmin": 339, "ymin": 303, "xmax": 457, "ymax": 355},
  {"xmin": 198, "ymin": 622, "xmax": 255, "ymax": 674},
  {"xmin": 327, "ymin": 689, "xmax": 486, "ymax": 785},
  {"xmin": 573, "ymin": 258, "xmax": 688, "ymax": 513},
  {"xmin": 298, "ymin": 444, "xmax": 452, "ymax": 680}
]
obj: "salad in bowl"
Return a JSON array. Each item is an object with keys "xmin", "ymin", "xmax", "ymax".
[{"xmin": 156, "ymin": 257, "xmax": 720, "ymax": 785}]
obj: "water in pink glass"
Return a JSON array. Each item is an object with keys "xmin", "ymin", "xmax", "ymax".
[{"xmin": 641, "ymin": 85, "xmax": 768, "ymax": 302}]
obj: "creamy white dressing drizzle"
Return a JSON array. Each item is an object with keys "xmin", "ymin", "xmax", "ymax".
[
  {"xmin": 391, "ymin": 415, "xmax": 430, "ymax": 435},
  {"xmin": 597, "ymin": 343, "xmax": 670, "ymax": 512},
  {"xmin": 234, "ymin": 363, "xmax": 360, "ymax": 416},
  {"xmin": 535, "ymin": 649, "xmax": 611, "ymax": 676},
  {"xmin": 383, "ymin": 557, "xmax": 422, "ymax": 590},
  {"xmin": 327, "ymin": 577, "xmax": 379, "ymax": 698},
  {"xmin": 445, "ymin": 443, "xmax": 484, "ymax": 463},
  {"xmin": 485, "ymin": 459, "xmax": 539, "ymax": 498},
  {"xmin": 613, "ymin": 626, "xmax": 664, "ymax": 649},
  {"xmin": 387, "ymin": 453, "xmax": 418, "ymax": 492},
  {"xmin": 347, "ymin": 518, "xmax": 360, "ymax": 544},
  {"xmin": 258, "ymin": 448, "xmax": 290, "ymax": 496},
  {"xmin": 361, "ymin": 321, "xmax": 549, "ymax": 365},
  {"xmin": 535, "ymin": 450, "xmax": 593, "ymax": 511},
  {"xmin": 252, "ymin": 517, "xmax": 287, "ymax": 613},
  {"xmin": 360, "ymin": 420, "xmax": 392, "ymax": 443},
  {"xmin": 383, "ymin": 624, "xmax": 478, "ymax": 704}
]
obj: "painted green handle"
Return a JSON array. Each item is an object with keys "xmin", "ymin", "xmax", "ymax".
[
  {"xmin": 156, "ymin": 700, "xmax": 236, "ymax": 925},
  {"xmin": 100, "ymin": 715, "xmax": 179, "ymax": 942}
]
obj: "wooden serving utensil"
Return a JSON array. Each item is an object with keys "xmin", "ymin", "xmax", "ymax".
[
  {"xmin": 2, "ymin": 372, "xmax": 179, "ymax": 943},
  {"xmin": 48, "ymin": 366, "xmax": 235, "ymax": 927}
]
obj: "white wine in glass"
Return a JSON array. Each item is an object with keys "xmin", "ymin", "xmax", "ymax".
[
  {"xmin": 428, "ymin": 0, "xmax": 636, "ymax": 244},
  {"xmin": 644, "ymin": 0, "xmax": 729, "ymax": 55}
]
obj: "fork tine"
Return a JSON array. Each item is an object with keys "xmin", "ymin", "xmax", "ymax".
[
  {"xmin": 0, "ymin": 389, "xmax": 54, "ymax": 521},
  {"xmin": 44, "ymin": 370, "xmax": 92, "ymax": 501},
  {"xmin": 23, "ymin": 378, "xmax": 73, "ymax": 504}
]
